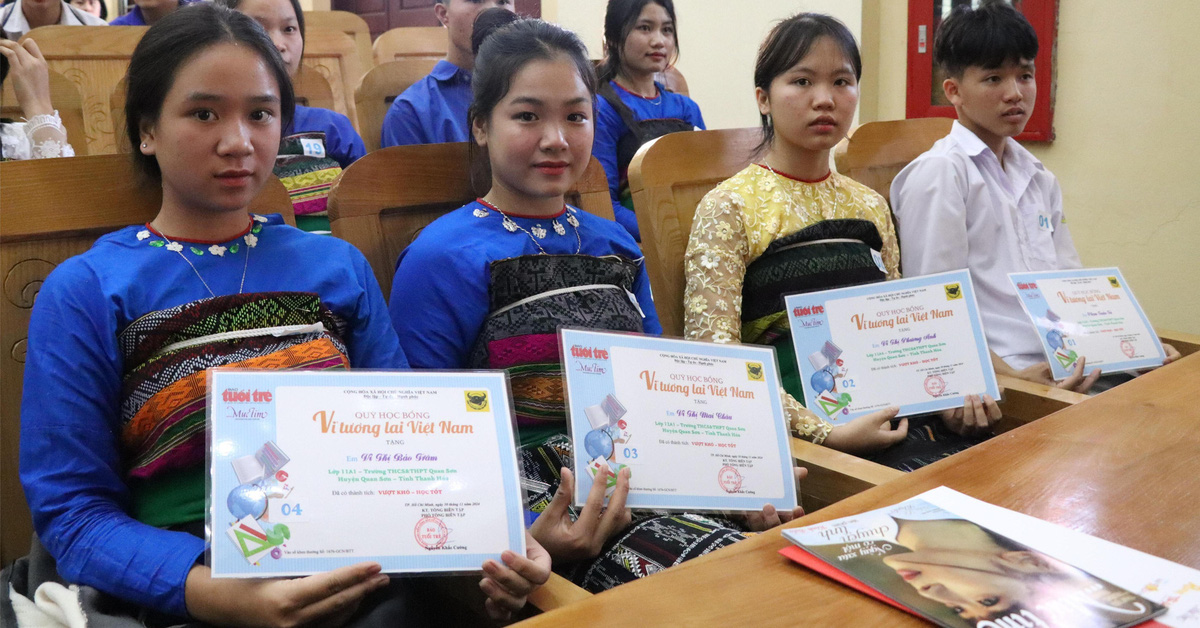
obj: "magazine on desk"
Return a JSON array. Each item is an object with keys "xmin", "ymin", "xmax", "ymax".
[{"xmin": 780, "ymin": 487, "xmax": 1188, "ymax": 628}]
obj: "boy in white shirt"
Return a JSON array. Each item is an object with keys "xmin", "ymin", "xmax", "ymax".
[{"xmin": 891, "ymin": 1, "xmax": 1177, "ymax": 392}]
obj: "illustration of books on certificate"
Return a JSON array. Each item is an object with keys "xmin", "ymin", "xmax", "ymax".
[
  {"xmin": 208, "ymin": 370, "xmax": 526, "ymax": 578},
  {"xmin": 559, "ymin": 328, "xmax": 798, "ymax": 513},
  {"xmin": 785, "ymin": 270, "xmax": 1000, "ymax": 424},
  {"xmin": 780, "ymin": 487, "xmax": 1172, "ymax": 628},
  {"xmin": 1009, "ymin": 268, "xmax": 1167, "ymax": 380}
]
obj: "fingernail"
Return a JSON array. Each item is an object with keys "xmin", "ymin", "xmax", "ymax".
[
  {"xmin": 483, "ymin": 560, "xmax": 499, "ymax": 574},
  {"xmin": 374, "ymin": 574, "xmax": 390, "ymax": 586},
  {"xmin": 501, "ymin": 550, "xmax": 517, "ymax": 564},
  {"xmin": 367, "ymin": 563, "xmax": 382, "ymax": 575}
]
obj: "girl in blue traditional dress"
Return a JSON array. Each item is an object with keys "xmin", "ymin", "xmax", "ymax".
[
  {"xmin": 390, "ymin": 15, "xmax": 801, "ymax": 594},
  {"xmin": 6, "ymin": 6, "xmax": 547, "ymax": 626},
  {"xmin": 222, "ymin": 0, "xmax": 367, "ymax": 233}
]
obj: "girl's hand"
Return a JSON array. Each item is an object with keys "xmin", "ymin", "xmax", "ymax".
[
  {"xmin": 1016, "ymin": 358, "xmax": 1100, "ymax": 393},
  {"xmin": 0, "ymin": 39, "xmax": 54, "ymax": 118},
  {"xmin": 743, "ymin": 467, "xmax": 807, "ymax": 531},
  {"xmin": 478, "ymin": 532, "xmax": 552, "ymax": 622},
  {"xmin": 1163, "ymin": 343, "xmax": 1181, "ymax": 365},
  {"xmin": 940, "ymin": 394, "xmax": 1002, "ymax": 437},
  {"xmin": 823, "ymin": 406, "xmax": 907, "ymax": 454},
  {"xmin": 529, "ymin": 464, "xmax": 632, "ymax": 562},
  {"xmin": 184, "ymin": 562, "xmax": 390, "ymax": 628}
]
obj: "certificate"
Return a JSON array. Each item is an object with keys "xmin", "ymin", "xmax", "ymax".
[
  {"xmin": 208, "ymin": 370, "xmax": 525, "ymax": 578},
  {"xmin": 559, "ymin": 328, "xmax": 797, "ymax": 512},
  {"xmin": 1009, "ymin": 267, "xmax": 1165, "ymax": 378},
  {"xmin": 785, "ymin": 270, "xmax": 999, "ymax": 424}
]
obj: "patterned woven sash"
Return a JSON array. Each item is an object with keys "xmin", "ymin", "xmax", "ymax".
[
  {"xmin": 468, "ymin": 255, "xmax": 645, "ymax": 429},
  {"xmin": 740, "ymin": 219, "xmax": 887, "ymax": 401},
  {"xmin": 275, "ymin": 132, "xmax": 342, "ymax": 216},
  {"xmin": 118, "ymin": 292, "xmax": 349, "ymax": 481}
]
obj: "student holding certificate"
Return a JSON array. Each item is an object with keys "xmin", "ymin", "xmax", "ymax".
[
  {"xmin": 11, "ymin": 8, "xmax": 547, "ymax": 625},
  {"xmin": 391, "ymin": 15, "xmax": 802, "ymax": 595},
  {"xmin": 684, "ymin": 14, "xmax": 1001, "ymax": 471}
]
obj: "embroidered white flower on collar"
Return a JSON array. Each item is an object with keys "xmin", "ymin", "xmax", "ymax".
[
  {"xmin": 137, "ymin": 230, "xmax": 151, "ymax": 241},
  {"xmin": 252, "ymin": 215, "xmax": 268, "ymax": 223},
  {"xmin": 244, "ymin": 234, "xmax": 258, "ymax": 247},
  {"xmin": 165, "ymin": 242, "xmax": 184, "ymax": 252},
  {"xmin": 209, "ymin": 245, "xmax": 227, "ymax": 257}
]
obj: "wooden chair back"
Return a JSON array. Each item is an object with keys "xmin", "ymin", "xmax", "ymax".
[
  {"xmin": 1, "ymin": 67, "xmax": 90, "ymax": 156},
  {"xmin": 628, "ymin": 128, "xmax": 761, "ymax": 337},
  {"xmin": 294, "ymin": 64, "xmax": 338, "ymax": 112},
  {"xmin": 299, "ymin": 26, "xmax": 365, "ymax": 130},
  {"xmin": 372, "ymin": 27, "xmax": 447, "ymax": 65},
  {"xmin": 20, "ymin": 25, "xmax": 147, "ymax": 155},
  {"xmin": 0, "ymin": 154, "xmax": 293, "ymax": 565},
  {"xmin": 303, "ymin": 10, "xmax": 374, "ymax": 73},
  {"xmin": 353, "ymin": 59, "xmax": 440, "ymax": 152},
  {"xmin": 833, "ymin": 117, "xmax": 953, "ymax": 204},
  {"xmin": 327, "ymin": 143, "xmax": 612, "ymax": 301}
]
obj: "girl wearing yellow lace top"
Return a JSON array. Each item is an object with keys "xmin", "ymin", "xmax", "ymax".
[{"xmin": 684, "ymin": 14, "xmax": 1001, "ymax": 469}]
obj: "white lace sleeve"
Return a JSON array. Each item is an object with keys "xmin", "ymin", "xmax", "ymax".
[{"xmin": 24, "ymin": 111, "xmax": 75, "ymax": 159}]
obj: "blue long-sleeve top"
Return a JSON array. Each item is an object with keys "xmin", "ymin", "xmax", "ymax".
[
  {"xmin": 380, "ymin": 60, "xmax": 473, "ymax": 147},
  {"xmin": 389, "ymin": 200, "xmax": 662, "ymax": 369},
  {"xmin": 20, "ymin": 215, "xmax": 406, "ymax": 618},
  {"xmin": 594, "ymin": 80, "xmax": 705, "ymax": 240},
  {"xmin": 288, "ymin": 104, "xmax": 366, "ymax": 169}
]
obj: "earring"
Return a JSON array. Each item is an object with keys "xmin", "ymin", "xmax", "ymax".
[{"xmin": 141, "ymin": 143, "xmax": 147, "ymax": 148}]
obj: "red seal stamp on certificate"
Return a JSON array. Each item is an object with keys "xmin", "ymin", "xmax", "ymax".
[
  {"xmin": 414, "ymin": 517, "xmax": 449, "ymax": 549},
  {"xmin": 1121, "ymin": 340, "xmax": 1136, "ymax": 358},
  {"xmin": 717, "ymin": 466, "xmax": 743, "ymax": 493},
  {"xmin": 924, "ymin": 374, "xmax": 946, "ymax": 397}
]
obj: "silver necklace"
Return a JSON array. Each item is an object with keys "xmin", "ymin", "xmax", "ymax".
[
  {"xmin": 617, "ymin": 79, "xmax": 662, "ymax": 106},
  {"xmin": 150, "ymin": 223, "xmax": 255, "ymax": 298},
  {"xmin": 474, "ymin": 201, "xmax": 582, "ymax": 255}
]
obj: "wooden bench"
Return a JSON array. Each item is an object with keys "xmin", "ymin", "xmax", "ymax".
[
  {"xmin": 372, "ymin": 26, "xmax": 447, "ymax": 66},
  {"xmin": 300, "ymin": 25, "xmax": 365, "ymax": 131},
  {"xmin": 303, "ymin": 10, "xmax": 373, "ymax": 73},
  {"xmin": 0, "ymin": 154, "xmax": 293, "ymax": 565}
]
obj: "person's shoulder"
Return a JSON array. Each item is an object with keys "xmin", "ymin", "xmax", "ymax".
[
  {"xmin": 294, "ymin": 105, "xmax": 355, "ymax": 134},
  {"xmin": 832, "ymin": 172, "xmax": 888, "ymax": 209},
  {"xmin": 895, "ymin": 135, "xmax": 969, "ymax": 183},
  {"xmin": 408, "ymin": 203, "xmax": 487, "ymax": 251},
  {"xmin": 42, "ymin": 225, "xmax": 141, "ymax": 291},
  {"xmin": 573, "ymin": 206, "xmax": 644, "ymax": 255},
  {"xmin": 708, "ymin": 164, "xmax": 761, "ymax": 200}
]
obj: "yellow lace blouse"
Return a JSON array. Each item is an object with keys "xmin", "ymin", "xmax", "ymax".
[{"xmin": 683, "ymin": 164, "xmax": 901, "ymax": 444}]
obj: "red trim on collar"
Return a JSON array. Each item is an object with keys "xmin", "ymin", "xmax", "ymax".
[
  {"xmin": 477, "ymin": 199, "xmax": 567, "ymax": 220},
  {"xmin": 145, "ymin": 218, "xmax": 255, "ymax": 245},
  {"xmin": 612, "ymin": 80, "xmax": 662, "ymax": 101},
  {"xmin": 755, "ymin": 163, "xmax": 832, "ymax": 184}
]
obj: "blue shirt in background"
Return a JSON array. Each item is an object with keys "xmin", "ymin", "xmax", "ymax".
[
  {"xmin": 288, "ymin": 104, "xmax": 366, "ymax": 168},
  {"xmin": 380, "ymin": 60, "xmax": 473, "ymax": 148},
  {"xmin": 108, "ymin": 0, "xmax": 196, "ymax": 25},
  {"xmin": 595, "ymin": 80, "xmax": 705, "ymax": 240}
]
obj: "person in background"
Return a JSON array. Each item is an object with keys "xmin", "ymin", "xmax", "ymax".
[
  {"xmin": 1, "ymin": 0, "xmax": 105, "ymax": 40},
  {"xmin": 69, "ymin": 0, "xmax": 105, "ymax": 20},
  {"xmin": 380, "ymin": 0, "xmax": 514, "ymax": 148},
  {"xmin": 221, "ymin": 0, "xmax": 367, "ymax": 233},
  {"xmin": 889, "ymin": 1, "xmax": 1179, "ymax": 393},
  {"xmin": 109, "ymin": 0, "xmax": 196, "ymax": 26},
  {"xmin": 1, "ymin": 37, "xmax": 75, "ymax": 159},
  {"xmin": 594, "ymin": 0, "xmax": 704, "ymax": 240}
]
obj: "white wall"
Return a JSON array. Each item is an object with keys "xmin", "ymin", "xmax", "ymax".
[{"xmin": 545, "ymin": 0, "xmax": 864, "ymax": 131}]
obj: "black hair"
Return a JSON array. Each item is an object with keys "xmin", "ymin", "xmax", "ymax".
[
  {"xmin": 753, "ymin": 12, "xmax": 861, "ymax": 155},
  {"xmin": 596, "ymin": 0, "xmax": 678, "ymax": 85},
  {"xmin": 467, "ymin": 18, "xmax": 596, "ymax": 194},
  {"xmin": 934, "ymin": 0, "xmax": 1038, "ymax": 79},
  {"xmin": 217, "ymin": 0, "xmax": 307, "ymax": 56},
  {"xmin": 471, "ymin": 7, "xmax": 522, "ymax": 56},
  {"xmin": 125, "ymin": 3, "xmax": 295, "ymax": 182}
]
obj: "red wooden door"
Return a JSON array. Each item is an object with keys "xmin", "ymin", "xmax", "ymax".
[{"xmin": 334, "ymin": 0, "xmax": 541, "ymax": 41}]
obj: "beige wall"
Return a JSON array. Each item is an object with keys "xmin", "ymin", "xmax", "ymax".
[
  {"xmin": 544, "ymin": 0, "xmax": 864, "ymax": 131},
  {"xmin": 863, "ymin": 0, "xmax": 1200, "ymax": 334}
]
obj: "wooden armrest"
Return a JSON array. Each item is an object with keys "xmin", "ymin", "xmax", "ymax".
[
  {"xmin": 1157, "ymin": 328, "xmax": 1200, "ymax": 357},
  {"xmin": 790, "ymin": 437, "xmax": 903, "ymax": 512},
  {"xmin": 994, "ymin": 374, "xmax": 1088, "ymax": 433},
  {"xmin": 529, "ymin": 573, "xmax": 592, "ymax": 612}
]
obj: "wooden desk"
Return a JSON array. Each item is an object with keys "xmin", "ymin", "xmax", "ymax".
[{"xmin": 517, "ymin": 353, "xmax": 1200, "ymax": 626}]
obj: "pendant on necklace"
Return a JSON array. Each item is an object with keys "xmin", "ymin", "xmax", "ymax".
[
  {"xmin": 502, "ymin": 217, "xmax": 519, "ymax": 233},
  {"xmin": 567, "ymin": 213, "xmax": 580, "ymax": 228},
  {"xmin": 531, "ymin": 224, "xmax": 548, "ymax": 239},
  {"xmin": 552, "ymin": 219, "xmax": 566, "ymax": 236},
  {"xmin": 473, "ymin": 207, "xmax": 490, "ymax": 218}
]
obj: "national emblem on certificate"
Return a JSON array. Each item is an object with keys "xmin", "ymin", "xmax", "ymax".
[
  {"xmin": 207, "ymin": 370, "xmax": 526, "ymax": 577},
  {"xmin": 559, "ymin": 328, "xmax": 797, "ymax": 513},
  {"xmin": 785, "ymin": 270, "xmax": 1000, "ymax": 423},
  {"xmin": 1008, "ymin": 267, "xmax": 1166, "ymax": 379}
]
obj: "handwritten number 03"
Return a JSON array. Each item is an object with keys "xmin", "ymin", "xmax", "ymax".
[{"xmin": 623, "ymin": 448, "xmax": 638, "ymax": 459}]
